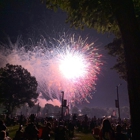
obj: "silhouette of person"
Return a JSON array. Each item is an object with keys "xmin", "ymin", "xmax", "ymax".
[
  {"xmin": 99, "ymin": 119, "xmax": 115, "ymax": 140},
  {"xmin": 115, "ymin": 124, "xmax": 128, "ymax": 140}
]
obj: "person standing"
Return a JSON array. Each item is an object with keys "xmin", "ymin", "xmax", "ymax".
[{"xmin": 99, "ymin": 119, "xmax": 115, "ymax": 140}]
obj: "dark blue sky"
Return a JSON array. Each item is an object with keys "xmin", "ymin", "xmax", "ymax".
[{"xmin": 0, "ymin": 0, "xmax": 129, "ymax": 108}]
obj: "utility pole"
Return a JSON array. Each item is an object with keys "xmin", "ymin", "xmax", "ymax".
[
  {"xmin": 116, "ymin": 84, "xmax": 122, "ymax": 122},
  {"xmin": 61, "ymin": 91, "xmax": 64, "ymax": 119}
]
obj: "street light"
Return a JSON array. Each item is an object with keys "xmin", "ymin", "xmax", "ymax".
[
  {"xmin": 61, "ymin": 91, "xmax": 64, "ymax": 119},
  {"xmin": 116, "ymin": 83, "xmax": 122, "ymax": 122}
]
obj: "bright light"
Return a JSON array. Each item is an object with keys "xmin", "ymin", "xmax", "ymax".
[{"xmin": 59, "ymin": 52, "xmax": 87, "ymax": 79}]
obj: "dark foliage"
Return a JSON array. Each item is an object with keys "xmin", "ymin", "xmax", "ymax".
[{"xmin": 0, "ymin": 64, "xmax": 39, "ymax": 114}]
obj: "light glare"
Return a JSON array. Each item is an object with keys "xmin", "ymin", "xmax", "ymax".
[{"xmin": 59, "ymin": 53, "xmax": 87, "ymax": 79}]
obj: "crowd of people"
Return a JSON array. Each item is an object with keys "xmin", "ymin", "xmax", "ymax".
[{"xmin": 0, "ymin": 113, "xmax": 132, "ymax": 140}]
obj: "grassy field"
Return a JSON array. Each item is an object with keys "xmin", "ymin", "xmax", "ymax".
[
  {"xmin": 7, "ymin": 125, "xmax": 19, "ymax": 139},
  {"xmin": 7, "ymin": 125, "xmax": 96, "ymax": 140},
  {"xmin": 72, "ymin": 132, "xmax": 96, "ymax": 140}
]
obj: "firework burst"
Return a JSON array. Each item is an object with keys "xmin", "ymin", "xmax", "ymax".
[{"xmin": 0, "ymin": 35, "xmax": 102, "ymax": 105}]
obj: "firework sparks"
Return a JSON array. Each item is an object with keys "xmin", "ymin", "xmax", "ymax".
[
  {"xmin": 0, "ymin": 35, "xmax": 103, "ymax": 105},
  {"xmin": 59, "ymin": 52, "xmax": 87, "ymax": 79}
]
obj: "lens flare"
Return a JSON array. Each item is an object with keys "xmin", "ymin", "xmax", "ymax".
[{"xmin": 0, "ymin": 35, "xmax": 103, "ymax": 105}]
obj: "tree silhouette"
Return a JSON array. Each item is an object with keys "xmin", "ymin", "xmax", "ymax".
[
  {"xmin": 0, "ymin": 63, "xmax": 39, "ymax": 115},
  {"xmin": 105, "ymin": 38, "xmax": 127, "ymax": 81}
]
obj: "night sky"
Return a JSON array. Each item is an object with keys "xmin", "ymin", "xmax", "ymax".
[{"xmin": 0, "ymin": 0, "xmax": 129, "ymax": 108}]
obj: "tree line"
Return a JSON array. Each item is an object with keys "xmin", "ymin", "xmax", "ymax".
[{"xmin": 14, "ymin": 103, "xmax": 130, "ymax": 119}]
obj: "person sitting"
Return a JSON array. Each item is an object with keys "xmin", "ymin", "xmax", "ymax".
[
  {"xmin": 13, "ymin": 125, "xmax": 24, "ymax": 140},
  {"xmin": 0, "ymin": 120, "xmax": 6, "ymax": 132},
  {"xmin": 0, "ymin": 131, "xmax": 12, "ymax": 140},
  {"xmin": 93, "ymin": 127, "xmax": 100, "ymax": 140}
]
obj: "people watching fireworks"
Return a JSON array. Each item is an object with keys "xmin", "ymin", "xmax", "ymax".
[
  {"xmin": 114, "ymin": 124, "xmax": 128, "ymax": 140},
  {"xmin": 0, "ymin": 113, "xmax": 132, "ymax": 140},
  {"xmin": 99, "ymin": 119, "xmax": 115, "ymax": 140}
]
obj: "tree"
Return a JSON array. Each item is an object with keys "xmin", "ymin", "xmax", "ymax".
[
  {"xmin": 105, "ymin": 38, "xmax": 127, "ymax": 81},
  {"xmin": 0, "ymin": 63, "xmax": 39, "ymax": 115},
  {"xmin": 71, "ymin": 106, "xmax": 79, "ymax": 114},
  {"xmin": 81, "ymin": 106, "xmax": 91, "ymax": 116},
  {"xmin": 42, "ymin": 0, "xmax": 140, "ymax": 139},
  {"xmin": 91, "ymin": 107, "xmax": 107, "ymax": 118}
]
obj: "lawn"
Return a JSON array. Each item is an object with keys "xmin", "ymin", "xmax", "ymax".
[
  {"xmin": 72, "ymin": 132, "xmax": 96, "ymax": 140},
  {"xmin": 7, "ymin": 125, "xmax": 19, "ymax": 139}
]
